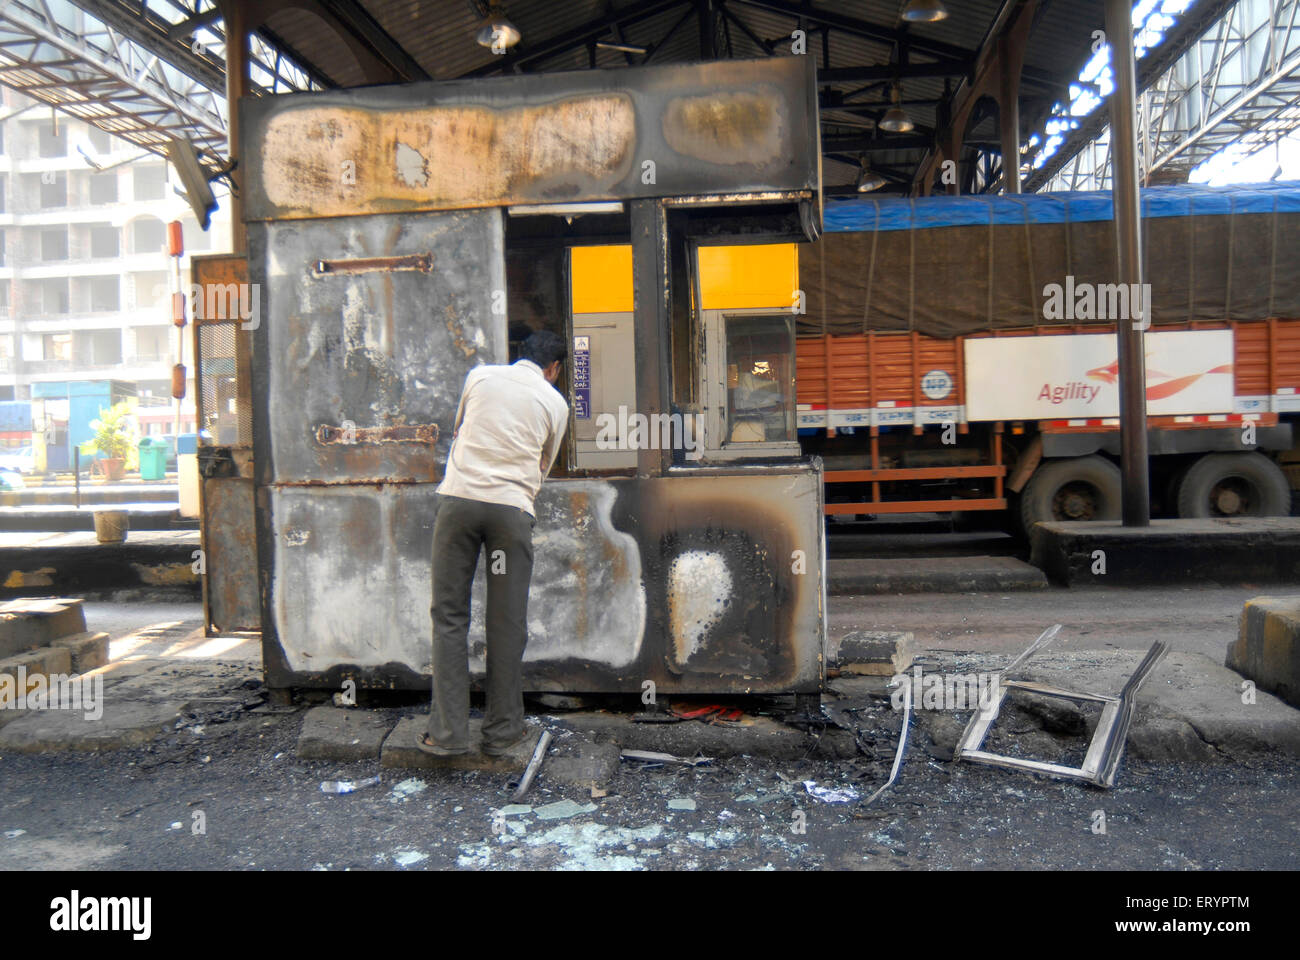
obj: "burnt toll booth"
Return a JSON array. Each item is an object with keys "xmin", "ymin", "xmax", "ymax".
[{"xmin": 240, "ymin": 56, "xmax": 826, "ymax": 698}]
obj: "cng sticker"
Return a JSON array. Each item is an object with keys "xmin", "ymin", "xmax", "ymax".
[
  {"xmin": 921, "ymin": 369, "xmax": 953, "ymax": 400},
  {"xmin": 573, "ymin": 336, "xmax": 591, "ymax": 419}
]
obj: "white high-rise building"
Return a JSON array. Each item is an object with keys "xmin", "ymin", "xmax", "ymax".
[{"xmin": 0, "ymin": 87, "xmax": 231, "ymax": 446}]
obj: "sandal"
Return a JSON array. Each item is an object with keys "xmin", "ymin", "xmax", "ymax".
[
  {"xmin": 482, "ymin": 728, "xmax": 534, "ymax": 757},
  {"xmin": 415, "ymin": 732, "xmax": 468, "ymax": 756}
]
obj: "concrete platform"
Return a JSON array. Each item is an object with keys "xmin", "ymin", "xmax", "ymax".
[
  {"xmin": 0, "ymin": 503, "xmax": 191, "ymax": 533},
  {"xmin": 0, "ymin": 531, "xmax": 201, "ymax": 596},
  {"xmin": 1030, "ymin": 517, "xmax": 1300, "ymax": 586},
  {"xmin": 297, "ymin": 705, "xmax": 395, "ymax": 761},
  {"xmin": 1228, "ymin": 596, "xmax": 1300, "ymax": 708},
  {"xmin": 0, "ymin": 700, "xmax": 188, "ymax": 753},
  {"xmin": 380, "ymin": 716, "xmax": 544, "ymax": 772},
  {"xmin": 0, "ymin": 483, "xmax": 178, "ymax": 508},
  {"xmin": 829, "ymin": 556, "xmax": 1047, "ymax": 594}
]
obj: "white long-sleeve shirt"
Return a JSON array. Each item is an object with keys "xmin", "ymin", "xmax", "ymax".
[{"xmin": 436, "ymin": 359, "xmax": 570, "ymax": 517}]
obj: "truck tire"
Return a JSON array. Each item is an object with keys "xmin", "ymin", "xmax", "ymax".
[
  {"xmin": 1175, "ymin": 452, "xmax": 1290, "ymax": 518},
  {"xmin": 1020, "ymin": 455, "xmax": 1122, "ymax": 531}
]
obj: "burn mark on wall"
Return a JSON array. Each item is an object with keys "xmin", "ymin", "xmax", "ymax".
[
  {"xmin": 256, "ymin": 97, "xmax": 636, "ymax": 218},
  {"xmin": 662, "ymin": 89, "xmax": 786, "ymax": 166}
]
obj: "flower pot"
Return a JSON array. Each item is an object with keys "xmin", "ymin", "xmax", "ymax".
[{"xmin": 99, "ymin": 457, "xmax": 126, "ymax": 482}]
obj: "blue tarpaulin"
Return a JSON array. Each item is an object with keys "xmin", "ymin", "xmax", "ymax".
[{"xmin": 823, "ymin": 181, "xmax": 1300, "ymax": 233}]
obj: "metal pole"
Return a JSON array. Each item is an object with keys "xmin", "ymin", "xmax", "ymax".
[
  {"xmin": 1105, "ymin": 0, "xmax": 1150, "ymax": 526},
  {"xmin": 630, "ymin": 199, "xmax": 673, "ymax": 478},
  {"xmin": 222, "ymin": 0, "xmax": 249, "ymax": 255},
  {"xmin": 998, "ymin": 35, "xmax": 1022, "ymax": 194},
  {"xmin": 74, "ymin": 446, "xmax": 80, "ymax": 509}
]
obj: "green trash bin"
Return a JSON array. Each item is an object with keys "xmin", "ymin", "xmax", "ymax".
[{"xmin": 138, "ymin": 437, "xmax": 167, "ymax": 481}]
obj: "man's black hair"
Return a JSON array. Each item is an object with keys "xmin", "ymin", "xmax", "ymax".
[{"xmin": 519, "ymin": 330, "xmax": 567, "ymax": 368}]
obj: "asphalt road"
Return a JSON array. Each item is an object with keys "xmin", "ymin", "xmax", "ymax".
[
  {"xmin": 1, "ymin": 573, "xmax": 1292, "ymax": 872},
  {"xmin": 829, "ymin": 583, "xmax": 1264, "ymax": 661},
  {"xmin": 2, "ymin": 699, "xmax": 1295, "ymax": 871}
]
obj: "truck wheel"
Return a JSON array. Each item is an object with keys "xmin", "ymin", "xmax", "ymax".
[
  {"xmin": 1020, "ymin": 455, "xmax": 1122, "ymax": 530},
  {"xmin": 1175, "ymin": 452, "xmax": 1290, "ymax": 518}
]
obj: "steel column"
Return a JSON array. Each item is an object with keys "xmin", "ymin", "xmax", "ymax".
[
  {"xmin": 631, "ymin": 199, "xmax": 674, "ymax": 477},
  {"xmin": 1106, "ymin": 0, "xmax": 1151, "ymax": 526},
  {"xmin": 998, "ymin": 33, "xmax": 1022, "ymax": 194},
  {"xmin": 222, "ymin": 0, "xmax": 250, "ymax": 254}
]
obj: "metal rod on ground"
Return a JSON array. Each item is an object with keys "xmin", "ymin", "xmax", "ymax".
[
  {"xmin": 1106, "ymin": 0, "xmax": 1151, "ymax": 526},
  {"xmin": 511, "ymin": 729, "xmax": 552, "ymax": 802}
]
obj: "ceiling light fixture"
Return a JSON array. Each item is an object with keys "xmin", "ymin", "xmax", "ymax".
[
  {"xmin": 879, "ymin": 85, "xmax": 914, "ymax": 134},
  {"xmin": 476, "ymin": 1, "xmax": 521, "ymax": 51},
  {"xmin": 856, "ymin": 158, "xmax": 887, "ymax": 192},
  {"xmin": 901, "ymin": 0, "xmax": 949, "ymax": 23}
]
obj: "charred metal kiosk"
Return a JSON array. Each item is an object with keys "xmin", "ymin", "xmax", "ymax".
[{"xmin": 240, "ymin": 57, "xmax": 825, "ymax": 697}]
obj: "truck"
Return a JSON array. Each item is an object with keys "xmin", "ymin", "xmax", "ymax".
[
  {"xmin": 794, "ymin": 181, "xmax": 1299, "ymax": 530},
  {"xmin": 561, "ymin": 181, "xmax": 1298, "ymax": 532}
]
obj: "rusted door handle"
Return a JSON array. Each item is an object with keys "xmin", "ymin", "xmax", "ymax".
[
  {"xmin": 316, "ymin": 423, "xmax": 439, "ymax": 444},
  {"xmin": 311, "ymin": 253, "xmax": 434, "ymax": 277}
]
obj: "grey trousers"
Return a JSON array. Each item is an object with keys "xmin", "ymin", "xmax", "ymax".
[{"xmin": 427, "ymin": 493, "xmax": 535, "ymax": 751}]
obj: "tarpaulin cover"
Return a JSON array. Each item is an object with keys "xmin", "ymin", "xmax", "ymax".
[{"xmin": 799, "ymin": 181, "xmax": 1300, "ymax": 339}]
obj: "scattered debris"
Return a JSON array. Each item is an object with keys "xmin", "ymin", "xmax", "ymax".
[
  {"xmin": 389, "ymin": 778, "xmax": 428, "ymax": 802},
  {"xmin": 802, "ymin": 781, "xmax": 860, "ymax": 804},
  {"xmin": 621, "ymin": 749, "xmax": 713, "ymax": 767},
  {"xmin": 533, "ymin": 799, "xmax": 598, "ymax": 821},
  {"xmin": 954, "ymin": 625, "xmax": 1169, "ymax": 788},
  {"xmin": 498, "ymin": 804, "xmax": 532, "ymax": 817},
  {"xmin": 393, "ymin": 850, "xmax": 427, "ymax": 867},
  {"xmin": 590, "ymin": 786, "xmax": 608, "ymax": 799},
  {"xmin": 510, "ymin": 729, "xmax": 553, "ymax": 802},
  {"xmin": 667, "ymin": 798, "xmax": 696, "ymax": 811},
  {"xmin": 632, "ymin": 711, "xmax": 683, "ymax": 724},
  {"xmin": 863, "ymin": 671, "xmax": 914, "ymax": 806},
  {"xmin": 670, "ymin": 703, "xmax": 746, "ymax": 724},
  {"xmin": 319, "ymin": 775, "xmax": 381, "ymax": 795},
  {"xmin": 4, "ymin": 829, "xmax": 25, "ymax": 839}
]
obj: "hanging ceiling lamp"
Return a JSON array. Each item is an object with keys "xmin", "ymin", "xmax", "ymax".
[
  {"xmin": 476, "ymin": 1, "xmax": 521, "ymax": 51},
  {"xmin": 879, "ymin": 85, "xmax": 914, "ymax": 134},
  {"xmin": 856, "ymin": 158, "xmax": 887, "ymax": 193},
  {"xmin": 901, "ymin": 0, "xmax": 949, "ymax": 23}
]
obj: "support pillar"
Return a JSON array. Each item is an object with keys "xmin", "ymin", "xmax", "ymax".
[
  {"xmin": 221, "ymin": 0, "xmax": 250, "ymax": 255},
  {"xmin": 631, "ymin": 200, "xmax": 673, "ymax": 477},
  {"xmin": 1105, "ymin": 0, "xmax": 1151, "ymax": 526}
]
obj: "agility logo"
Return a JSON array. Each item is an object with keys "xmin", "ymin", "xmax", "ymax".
[{"xmin": 1085, "ymin": 357, "xmax": 1234, "ymax": 401}]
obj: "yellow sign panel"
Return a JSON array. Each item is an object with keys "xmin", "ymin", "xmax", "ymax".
[
  {"xmin": 571, "ymin": 245, "xmax": 634, "ymax": 314},
  {"xmin": 698, "ymin": 243, "xmax": 798, "ymax": 311},
  {"xmin": 570, "ymin": 242, "xmax": 799, "ymax": 314}
]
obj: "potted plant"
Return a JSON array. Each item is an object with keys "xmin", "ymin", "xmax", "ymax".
[{"xmin": 86, "ymin": 401, "xmax": 138, "ymax": 482}]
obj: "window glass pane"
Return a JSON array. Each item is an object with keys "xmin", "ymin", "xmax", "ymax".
[
  {"xmin": 724, "ymin": 315, "xmax": 794, "ymax": 443},
  {"xmin": 133, "ymin": 164, "xmax": 166, "ymax": 201},
  {"xmin": 90, "ymin": 225, "xmax": 119, "ymax": 258},
  {"xmin": 90, "ymin": 276, "xmax": 120, "ymax": 312},
  {"xmin": 133, "ymin": 218, "xmax": 166, "ymax": 254},
  {"xmin": 89, "ymin": 173, "xmax": 118, "ymax": 204},
  {"xmin": 41, "ymin": 227, "xmax": 68, "ymax": 261},
  {"xmin": 40, "ymin": 172, "xmax": 66, "ymax": 208}
]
